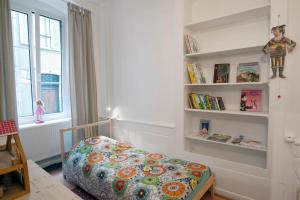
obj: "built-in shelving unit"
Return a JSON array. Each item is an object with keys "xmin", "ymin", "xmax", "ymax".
[
  {"xmin": 184, "ymin": 82, "xmax": 269, "ymax": 87},
  {"xmin": 183, "ymin": 0, "xmax": 270, "ymax": 169},
  {"xmin": 185, "ymin": 45, "xmax": 265, "ymax": 58},
  {"xmin": 185, "ymin": 3, "xmax": 270, "ymax": 31},
  {"xmin": 185, "ymin": 134, "xmax": 267, "ymax": 152},
  {"xmin": 184, "ymin": 108, "xmax": 269, "ymax": 118}
]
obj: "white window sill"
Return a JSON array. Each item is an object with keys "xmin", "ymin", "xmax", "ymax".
[{"xmin": 19, "ymin": 118, "xmax": 72, "ymax": 130}]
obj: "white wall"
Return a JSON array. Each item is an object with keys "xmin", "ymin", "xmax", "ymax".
[
  {"xmin": 270, "ymin": 0, "xmax": 300, "ymax": 199},
  {"xmin": 108, "ymin": 0, "xmax": 182, "ymax": 128}
]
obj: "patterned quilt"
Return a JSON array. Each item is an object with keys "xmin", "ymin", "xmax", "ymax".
[{"xmin": 63, "ymin": 136, "xmax": 211, "ymax": 200}]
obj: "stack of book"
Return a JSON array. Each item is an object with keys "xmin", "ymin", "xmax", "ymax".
[
  {"xmin": 207, "ymin": 133, "xmax": 231, "ymax": 142},
  {"xmin": 193, "ymin": 133, "xmax": 266, "ymax": 150},
  {"xmin": 186, "ymin": 63, "xmax": 206, "ymax": 84},
  {"xmin": 184, "ymin": 34, "xmax": 198, "ymax": 54},
  {"xmin": 188, "ymin": 93, "xmax": 225, "ymax": 110}
]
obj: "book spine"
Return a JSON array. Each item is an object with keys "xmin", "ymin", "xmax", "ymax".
[
  {"xmin": 192, "ymin": 64, "xmax": 201, "ymax": 84},
  {"xmin": 188, "ymin": 95, "xmax": 193, "ymax": 108},
  {"xmin": 204, "ymin": 95, "xmax": 211, "ymax": 110},
  {"xmin": 192, "ymin": 37, "xmax": 198, "ymax": 52},
  {"xmin": 187, "ymin": 64, "xmax": 196, "ymax": 84},
  {"xmin": 199, "ymin": 94, "xmax": 207, "ymax": 110},
  {"xmin": 184, "ymin": 34, "xmax": 192, "ymax": 54},
  {"xmin": 191, "ymin": 94, "xmax": 200, "ymax": 109},
  {"xmin": 197, "ymin": 94, "xmax": 204, "ymax": 109},
  {"xmin": 217, "ymin": 97, "xmax": 226, "ymax": 110},
  {"xmin": 215, "ymin": 97, "xmax": 221, "ymax": 110},
  {"xmin": 187, "ymin": 35, "xmax": 194, "ymax": 53},
  {"xmin": 210, "ymin": 96, "xmax": 216, "ymax": 110}
]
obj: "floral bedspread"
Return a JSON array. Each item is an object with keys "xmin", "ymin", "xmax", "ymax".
[{"xmin": 63, "ymin": 136, "xmax": 211, "ymax": 200}]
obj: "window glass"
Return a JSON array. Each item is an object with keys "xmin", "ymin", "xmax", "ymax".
[
  {"xmin": 11, "ymin": 10, "xmax": 33, "ymax": 117},
  {"xmin": 40, "ymin": 16, "xmax": 62, "ymax": 114}
]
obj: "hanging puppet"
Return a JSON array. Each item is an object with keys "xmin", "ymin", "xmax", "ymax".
[{"xmin": 263, "ymin": 25, "xmax": 296, "ymax": 79}]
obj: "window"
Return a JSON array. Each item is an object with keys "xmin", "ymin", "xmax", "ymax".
[
  {"xmin": 11, "ymin": 11, "xmax": 33, "ymax": 117},
  {"xmin": 11, "ymin": 6, "xmax": 69, "ymax": 124}
]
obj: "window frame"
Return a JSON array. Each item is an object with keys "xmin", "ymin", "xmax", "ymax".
[{"xmin": 11, "ymin": 2, "xmax": 70, "ymax": 125}]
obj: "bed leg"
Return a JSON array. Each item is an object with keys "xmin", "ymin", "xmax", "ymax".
[{"xmin": 210, "ymin": 182, "xmax": 215, "ymax": 198}]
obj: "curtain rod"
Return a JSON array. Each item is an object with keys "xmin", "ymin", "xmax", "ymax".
[
  {"xmin": 61, "ymin": 0, "xmax": 80, "ymax": 7},
  {"xmin": 60, "ymin": 0, "xmax": 91, "ymax": 12}
]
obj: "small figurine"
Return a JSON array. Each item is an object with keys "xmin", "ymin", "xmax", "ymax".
[
  {"xmin": 35, "ymin": 100, "xmax": 45, "ymax": 124},
  {"xmin": 263, "ymin": 25, "xmax": 296, "ymax": 79}
]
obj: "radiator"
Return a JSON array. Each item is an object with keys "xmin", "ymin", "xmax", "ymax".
[{"xmin": 19, "ymin": 119, "xmax": 72, "ymax": 162}]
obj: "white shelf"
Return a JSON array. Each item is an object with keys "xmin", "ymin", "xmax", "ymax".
[
  {"xmin": 185, "ymin": 108, "xmax": 269, "ymax": 118},
  {"xmin": 185, "ymin": 45, "xmax": 264, "ymax": 58},
  {"xmin": 185, "ymin": 4, "xmax": 270, "ymax": 31},
  {"xmin": 184, "ymin": 82, "xmax": 269, "ymax": 87},
  {"xmin": 185, "ymin": 134, "xmax": 267, "ymax": 152}
]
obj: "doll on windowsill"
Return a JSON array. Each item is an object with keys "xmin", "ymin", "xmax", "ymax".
[
  {"xmin": 35, "ymin": 100, "xmax": 45, "ymax": 124},
  {"xmin": 263, "ymin": 25, "xmax": 296, "ymax": 79}
]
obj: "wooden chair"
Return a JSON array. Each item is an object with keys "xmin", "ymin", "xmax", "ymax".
[{"xmin": 0, "ymin": 120, "xmax": 30, "ymax": 200}]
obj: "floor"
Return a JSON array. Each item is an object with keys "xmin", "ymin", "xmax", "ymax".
[{"xmin": 48, "ymin": 168, "xmax": 230, "ymax": 200}]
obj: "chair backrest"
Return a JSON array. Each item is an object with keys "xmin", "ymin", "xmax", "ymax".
[{"xmin": 0, "ymin": 120, "xmax": 18, "ymax": 137}]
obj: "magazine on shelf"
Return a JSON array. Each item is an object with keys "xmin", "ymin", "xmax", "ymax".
[
  {"xmin": 207, "ymin": 133, "xmax": 231, "ymax": 143},
  {"xmin": 240, "ymin": 139, "xmax": 265, "ymax": 149},
  {"xmin": 186, "ymin": 63, "xmax": 206, "ymax": 84},
  {"xmin": 213, "ymin": 63, "xmax": 230, "ymax": 83},
  {"xmin": 236, "ymin": 62, "xmax": 260, "ymax": 82},
  {"xmin": 240, "ymin": 90, "xmax": 262, "ymax": 112}
]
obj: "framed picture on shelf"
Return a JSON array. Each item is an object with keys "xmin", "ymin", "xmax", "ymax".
[
  {"xmin": 236, "ymin": 62, "xmax": 260, "ymax": 82},
  {"xmin": 240, "ymin": 90, "xmax": 262, "ymax": 112},
  {"xmin": 199, "ymin": 119, "xmax": 210, "ymax": 137},
  {"xmin": 213, "ymin": 63, "xmax": 230, "ymax": 83}
]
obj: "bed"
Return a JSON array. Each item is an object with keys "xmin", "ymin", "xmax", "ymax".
[{"xmin": 60, "ymin": 120, "xmax": 215, "ymax": 200}]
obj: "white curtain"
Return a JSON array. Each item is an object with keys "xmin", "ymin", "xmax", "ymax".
[
  {"xmin": 0, "ymin": 0, "xmax": 18, "ymax": 122},
  {"xmin": 68, "ymin": 3, "xmax": 98, "ymax": 142}
]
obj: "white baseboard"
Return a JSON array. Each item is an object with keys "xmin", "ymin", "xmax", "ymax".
[
  {"xmin": 36, "ymin": 154, "xmax": 61, "ymax": 168},
  {"xmin": 216, "ymin": 187, "xmax": 256, "ymax": 200}
]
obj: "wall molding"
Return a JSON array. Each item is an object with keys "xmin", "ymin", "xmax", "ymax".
[
  {"xmin": 216, "ymin": 187, "xmax": 256, "ymax": 200},
  {"xmin": 113, "ymin": 118, "xmax": 176, "ymax": 129}
]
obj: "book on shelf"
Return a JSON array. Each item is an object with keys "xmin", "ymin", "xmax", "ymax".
[
  {"xmin": 192, "ymin": 133, "xmax": 265, "ymax": 149},
  {"xmin": 207, "ymin": 133, "xmax": 231, "ymax": 143},
  {"xmin": 236, "ymin": 62, "xmax": 260, "ymax": 82},
  {"xmin": 240, "ymin": 90, "xmax": 262, "ymax": 112},
  {"xmin": 216, "ymin": 97, "xmax": 225, "ymax": 110},
  {"xmin": 213, "ymin": 63, "xmax": 230, "ymax": 83},
  {"xmin": 184, "ymin": 34, "xmax": 198, "ymax": 54},
  {"xmin": 189, "ymin": 93, "xmax": 201, "ymax": 109},
  {"xmin": 240, "ymin": 139, "xmax": 265, "ymax": 149},
  {"xmin": 231, "ymin": 137, "xmax": 243, "ymax": 144},
  {"xmin": 186, "ymin": 63, "xmax": 206, "ymax": 84},
  {"xmin": 188, "ymin": 93, "xmax": 225, "ymax": 111}
]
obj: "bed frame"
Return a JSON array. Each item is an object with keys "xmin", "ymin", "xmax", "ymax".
[{"xmin": 60, "ymin": 119, "xmax": 215, "ymax": 200}]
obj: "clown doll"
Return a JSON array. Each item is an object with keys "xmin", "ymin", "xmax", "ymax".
[{"xmin": 263, "ymin": 25, "xmax": 296, "ymax": 79}]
